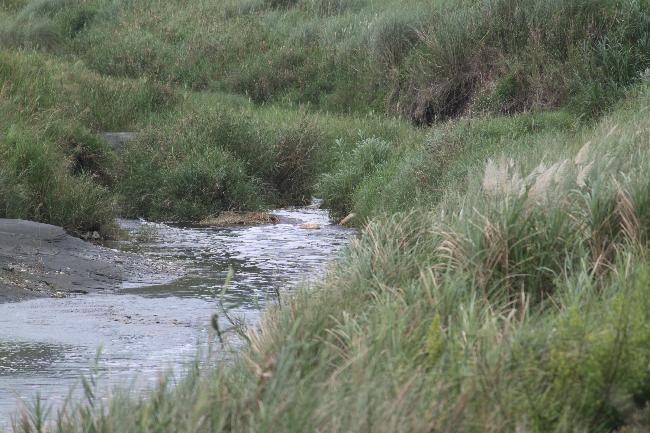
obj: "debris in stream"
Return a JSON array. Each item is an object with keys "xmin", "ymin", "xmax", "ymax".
[
  {"xmin": 198, "ymin": 211, "xmax": 280, "ymax": 227},
  {"xmin": 339, "ymin": 213, "xmax": 356, "ymax": 226}
]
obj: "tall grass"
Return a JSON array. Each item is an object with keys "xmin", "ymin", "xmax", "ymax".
[
  {"xmin": 3, "ymin": 0, "xmax": 649, "ymax": 121},
  {"xmin": 0, "ymin": 49, "xmax": 174, "ymax": 234},
  {"xmin": 0, "ymin": 45, "xmax": 425, "ymax": 230},
  {"xmin": 114, "ymin": 93, "xmax": 423, "ymax": 220},
  {"xmin": 14, "ymin": 79, "xmax": 650, "ymax": 433},
  {"xmin": 318, "ymin": 110, "xmax": 578, "ymax": 220},
  {"xmin": 1, "ymin": 0, "xmax": 649, "ymax": 233},
  {"xmin": 0, "ymin": 125, "xmax": 115, "ymax": 235}
]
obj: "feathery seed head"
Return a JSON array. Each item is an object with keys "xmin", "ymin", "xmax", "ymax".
[
  {"xmin": 576, "ymin": 161, "xmax": 594, "ymax": 187},
  {"xmin": 574, "ymin": 141, "xmax": 591, "ymax": 166}
]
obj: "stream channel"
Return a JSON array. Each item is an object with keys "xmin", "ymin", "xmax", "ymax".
[{"xmin": 0, "ymin": 207, "xmax": 354, "ymax": 428}]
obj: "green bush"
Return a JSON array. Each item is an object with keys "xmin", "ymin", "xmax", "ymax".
[
  {"xmin": 319, "ymin": 136, "xmax": 395, "ymax": 217},
  {"xmin": 369, "ymin": 10, "xmax": 423, "ymax": 66},
  {"xmin": 272, "ymin": 120, "xmax": 326, "ymax": 205},
  {"xmin": 46, "ymin": 121, "xmax": 116, "ymax": 185},
  {"xmin": 116, "ymin": 111, "xmax": 268, "ymax": 220},
  {"xmin": 0, "ymin": 126, "xmax": 114, "ymax": 235}
]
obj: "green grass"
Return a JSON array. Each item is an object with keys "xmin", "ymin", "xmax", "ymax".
[
  {"xmin": 0, "ymin": 49, "xmax": 174, "ymax": 234},
  {"xmin": 318, "ymin": 109, "xmax": 579, "ymax": 220},
  {"xmin": 0, "ymin": 47, "xmax": 421, "ymax": 229},
  {"xmin": 14, "ymin": 79, "xmax": 650, "ymax": 433},
  {"xmin": 3, "ymin": 0, "xmax": 650, "ymax": 121},
  {"xmin": 0, "ymin": 124, "xmax": 115, "ymax": 235}
]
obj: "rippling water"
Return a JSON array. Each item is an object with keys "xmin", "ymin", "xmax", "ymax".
[{"xmin": 0, "ymin": 207, "xmax": 354, "ymax": 428}]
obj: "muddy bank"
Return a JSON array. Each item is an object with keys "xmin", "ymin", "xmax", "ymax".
[{"xmin": 0, "ymin": 219, "xmax": 177, "ymax": 303}]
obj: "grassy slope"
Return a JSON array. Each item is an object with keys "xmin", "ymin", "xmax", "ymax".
[
  {"xmin": 3, "ymin": 0, "xmax": 650, "ymax": 432},
  {"xmin": 5, "ymin": 0, "xmax": 648, "ymax": 119},
  {"xmin": 16, "ymin": 79, "xmax": 650, "ymax": 433}
]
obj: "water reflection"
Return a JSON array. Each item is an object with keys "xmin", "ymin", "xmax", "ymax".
[
  {"xmin": 0, "ymin": 342, "xmax": 70, "ymax": 376},
  {"xmin": 117, "ymin": 208, "xmax": 353, "ymax": 308}
]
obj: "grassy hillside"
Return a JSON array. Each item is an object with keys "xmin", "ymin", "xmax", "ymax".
[
  {"xmin": 3, "ymin": 0, "xmax": 650, "ymax": 431},
  {"xmin": 3, "ymin": 0, "xmax": 649, "ymax": 120}
]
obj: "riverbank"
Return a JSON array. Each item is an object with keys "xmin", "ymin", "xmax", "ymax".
[
  {"xmin": 0, "ymin": 219, "xmax": 177, "ymax": 303},
  {"xmin": 2, "ymin": 0, "xmax": 649, "ymax": 233}
]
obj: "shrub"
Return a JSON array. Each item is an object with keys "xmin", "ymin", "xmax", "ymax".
[
  {"xmin": 319, "ymin": 137, "xmax": 395, "ymax": 218},
  {"xmin": 116, "ymin": 113, "xmax": 268, "ymax": 220},
  {"xmin": 272, "ymin": 120, "xmax": 325, "ymax": 205},
  {"xmin": 369, "ymin": 10, "xmax": 423, "ymax": 66},
  {"xmin": 391, "ymin": 0, "xmax": 650, "ymax": 123},
  {"xmin": 45, "ymin": 121, "xmax": 116, "ymax": 185}
]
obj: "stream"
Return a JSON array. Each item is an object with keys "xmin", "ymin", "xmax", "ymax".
[{"xmin": 0, "ymin": 207, "xmax": 354, "ymax": 428}]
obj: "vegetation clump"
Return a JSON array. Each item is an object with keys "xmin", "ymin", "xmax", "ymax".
[{"xmin": 2, "ymin": 0, "xmax": 650, "ymax": 231}]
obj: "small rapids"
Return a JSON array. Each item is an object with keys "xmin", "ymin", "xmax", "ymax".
[{"xmin": 0, "ymin": 207, "xmax": 354, "ymax": 427}]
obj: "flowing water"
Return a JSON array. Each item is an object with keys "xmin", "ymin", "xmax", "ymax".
[{"xmin": 0, "ymin": 207, "xmax": 354, "ymax": 428}]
